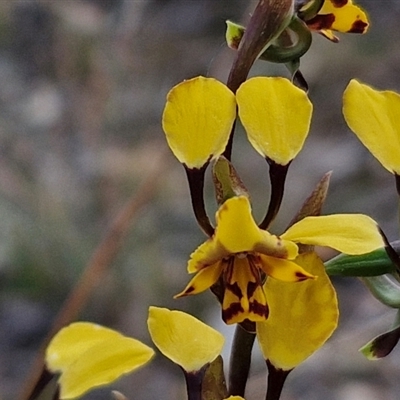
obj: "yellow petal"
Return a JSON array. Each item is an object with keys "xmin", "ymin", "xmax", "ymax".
[
  {"xmin": 256, "ymin": 254, "xmax": 315, "ymax": 282},
  {"xmin": 281, "ymin": 214, "xmax": 383, "ymax": 255},
  {"xmin": 318, "ymin": 0, "xmax": 369, "ymax": 34},
  {"xmin": 59, "ymin": 338, "xmax": 154, "ymax": 399},
  {"xmin": 237, "ymin": 77, "xmax": 312, "ymax": 165},
  {"xmin": 222, "ymin": 256, "xmax": 268, "ymax": 324},
  {"xmin": 46, "ymin": 322, "xmax": 154, "ymax": 399},
  {"xmin": 175, "ymin": 262, "xmax": 224, "ymax": 297},
  {"xmin": 162, "ymin": 76, "xmax": 236, "ymax": 169},
  {"xmin": 257, "ymin": 252, "xmax": 338, "ymax": 370},
  {"xmin": 187, "ymin": 239, "xmax": 230, "ymax": 273},
  {"xmin": 46, "ymin": 322, "xmax": 123, "ymax": 372},
  {"xmin": 187, "ymin": 196, "xmax": 297, "ymax": 273},
  {"xmin": 224, "ymin": 397, "xmax": 245, "ymax": 400},
  {"xmin": 318, "ymin": 29, "xmax": 339, "ymax": 42},
  {"xmin": 343, "ymin": 79, "xmax": 400, "ymax": 174},
  {"xmin": 148, "ymin": 307, "xmax": 224, "ymax": 372}
]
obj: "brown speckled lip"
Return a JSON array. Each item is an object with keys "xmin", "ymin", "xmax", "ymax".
[
  {"xmin": 331, "ymin": 0, "xmax": 348, "ymax": 7},
  {"xmin": 306, "ymin": 13, "xmax": 335, "ymax": 30},
  {"xmin": 350, "ymin": 19, "xmax": 368, "ymax": 33}
]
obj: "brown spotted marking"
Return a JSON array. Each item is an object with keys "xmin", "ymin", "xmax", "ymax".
[
  {"xmin": 349, "ymin": 19, "xmax": 368, "ymax": 33},
  {"xmin": 184, "ymin": 286, "xmax": 196, "ymax": 295},
  {"xmin": 247, "ymin": 281, "xmax": 258, "ymax": 299},
  {"xmin": 306, "ymin": 14, "xmax": 336, "ymax": 31},
  {"xmin": 295, "ymin": 271, "xmax": 312, "ymax": 281},
  {"xmin": 331, "ymin": 0, "xmax": 348, "ymax": 7},
  {"xmin": 249, "ymin": 300, "xmax": 269, "ymax": 319},
  {"xmin": 226, "ymin": 281, "xmax": 243, "ymax": 300},
  {"xmin": 222, "ymin": 302, "xmax": 244, "ymax": 323}
]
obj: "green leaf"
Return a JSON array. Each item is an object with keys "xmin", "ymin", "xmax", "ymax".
[
  {"xmin": 361, "ymin": 275, "xmax": 400, "ymax": 308},
  {"xmin": 325, "ymin": 247, "xmax": 396, "ymax": 277}
]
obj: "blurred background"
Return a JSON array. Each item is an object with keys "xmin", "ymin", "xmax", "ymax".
[{"xmin": 1, "ymin": 0, "xmax": 400, "ymax": 399}]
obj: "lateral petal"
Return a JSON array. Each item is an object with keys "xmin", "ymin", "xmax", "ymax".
[
  {"xmin": 256, "ymin": 254, "xmax": 315, "ymax": 282},
  {"xmin": 281, "ymin": 214, "xmax": 383, "ymax": 255},
  {"xmin": 162, "ymin": 76, "xmax": 236, "ymax": 169},
  {"xmin": 175, "ymin": 262, "xmax": 224, "ymax": 297},
  {"xmin": 237, "ymin": 77, "xmax": 312, "ymax": 166},
  {"xmin": 46, "ymin": 322, "xmax": 123, "ymax": 373},
  {"xmin": 59, "ymin": 337, "xmax": 154, "ymax": 399},
  {"xmin": 46, "ymin": 322, "xmax": 154, "ymax": 399},
  {"xmin": 148, "ymin": 307, "xmax": 224, "ymax": 372},
  {"xmin": 343, "ymin": 79, "xmax": 400, "ymax": 174}
]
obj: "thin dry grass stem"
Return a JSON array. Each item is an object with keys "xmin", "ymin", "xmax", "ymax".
[{"xmin": 19, "ymin": 148, "xmax": 168, "ymax": 400}]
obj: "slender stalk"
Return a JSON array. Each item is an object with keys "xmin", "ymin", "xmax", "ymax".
[
  {"xmin": 380, "ymin": 227, "xmax": 400, "ymax": 275},
  {"xmin": 51, "ymin": 387, "xmax": 60, "ymax": 400},
  {"xmin": 228, "ymin": 325, "xmax": 256, "ymax": 396},
  {"xmin": 395, "ymin": 174, "xmax": 400, "ymax": 235},
  {"xmin": 19, "ymin": 151, "xmax": 166, "ymax": 400},
  {"xmin": 183, "ymin": 368, "xmax": 206, "ymax": 400},
  {"xmin": 185, "ymin": 165, "xmax": 214, "ymax": 237},
  {"xmin": 224, "ymin": 0, "xmax": 294, "ymax": 160},
  {"xmin": 227, "ymin": 0, "xmax": 293, "ymax": 93},
  {"xmin": 25, "ymin": 368, "xmax": 54, "ymax": 400},
  {"xmin": 266, "ymin": 360, "xmax": 292, "ymax": 400},
  {"xmin": 259, "ymin": 161, "xmax": 290, "ymax": 230}
]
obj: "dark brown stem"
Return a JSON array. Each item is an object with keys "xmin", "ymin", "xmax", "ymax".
[
  {"xmin": 51, "ymin": 387, "xmax": 60, "ymax": 400},
  {"xmin": 224, "ymin": 0, "xmax": 294, "ymax": 160},
  {"xmin": 228, "ymin": 325, "xmax": 256, "ymax": 396},
  {"xmin": 227, "ymin": 0, "xmax": 293, "ymax": 93},
  {"xmin": 266, "ymin": 360, "xmax": 292, "ymax": 400},
  {"xmin": 184, "ymin": 368, "xmax": 206, "ymax": 400},
  {"xmin": 395, "ymin": 174, "xmax": 400, "ymax": 198},
  {"xmin": 185, "ymin": 165, "xmax": 214, "ymax": 237},
  {"xmin": 25, "ymin": 368, "xmax": 54, "ymax": 400},
  {"xmin": 259, "ymin": 160, "xmax": 290, "ymax": 230},
  {"xmin": 380, "ymin": 227, "xmax": 400, "ymax": 275}
]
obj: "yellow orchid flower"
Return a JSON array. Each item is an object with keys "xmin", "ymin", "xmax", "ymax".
[
  {"xmin": 176, "ymin": 195, "xmax": 383, "ymax": 325},
  {"xmin": 162, "ymin": 76, "xmax": 236, "ymax": 169},
  {"xmin": 236, "ymin": 77, "xmax": 312, "ymax": 166},
  {"xmin": 147, "ymin": 306, "xmax": 224, "ymax": 372},
  {"xmin": 257, "ymin": 252, "xmax": 338, "ymax": 370},
  {"xmin": 343, "ymin": 79, "xmax": 400, "ymax": 175},
  {"xmin": 163, "ymin": 76, "xmax": 312, "ymax": 168},
  {"xmin": 305, "ymin": 0, "xmax": 369, "ymax": 42},
  {"xmin": 45, "ymin": 322, "xmax": 154, "ymax": 399}
]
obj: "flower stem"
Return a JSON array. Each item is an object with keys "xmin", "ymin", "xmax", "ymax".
[
  {"xmin": 228, "ymin": 325, "xmax": 256, "ymax": 396},
  {"xmin": 52, "ymin": 387, "xmax": 60, "ymax": 400},
  {"xmin": 185, "ymin": 166, "xmax": 214, "ymax": 237},
  {"xmin": 183, "ymin": 368, "xmax": 206, "ymax": 400},
  {"xmin": 259, "ymin": 161, "xmax": 290, "ymax": 230},
  {"xmin": 266, "ymin": 360, "xmax": 292, "ymax": 400},
  {"xmin": 227, "ymin": 0, "xmax": 293, "ymax": 93},
  {"xmin": 224, "ymin": 0, "xmax": 294, "ymax": 160},
  {"xmin": 380, "ymin": 227, "xmax": 400, "ymax": 275},
  {"xmin": 395, "ymin": 174, "xmax": 400, "ymax": 235},
  {"xmin": 25, "ymin": 368, "xmax": 54, "ymax": 400}
]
